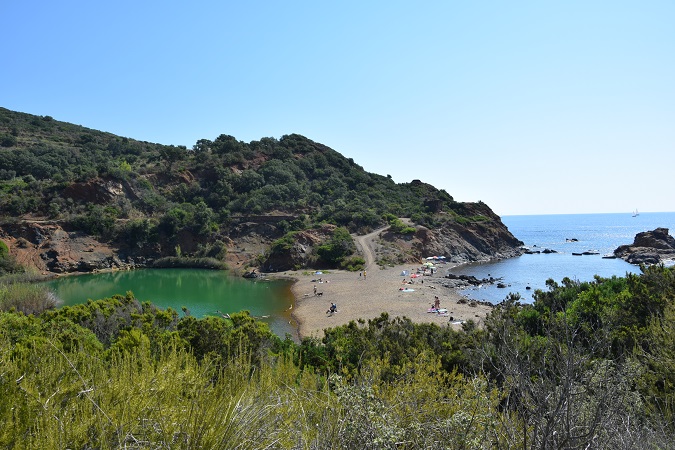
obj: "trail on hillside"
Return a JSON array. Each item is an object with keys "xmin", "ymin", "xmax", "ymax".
[{"xmin": 354, "ymin": 226, "xmax": 389, "ymax": 270}]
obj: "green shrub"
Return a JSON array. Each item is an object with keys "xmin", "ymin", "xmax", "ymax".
[
  {"xmin": 0, "ymin": 133, "xmax": 17, "ymax": 147},
  {"xmin": 270, "ymin": 232, "xmax": 297, "ymax": 253},
  {"xmin": 340, "ymin": 256, "xmax": 365, "ymax": 271},
  {"xmin": 317, "ymin": 227, "xmax": 355, "ymax": 265}
]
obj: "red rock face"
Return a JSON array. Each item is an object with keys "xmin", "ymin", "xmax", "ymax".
[
  {"xmin": 62, "ymin": 178, "xmax": 124, "ymax": 204},
  {"xmin": 1, "ymin": 222, "xmax": 118, "ymax": 273}
]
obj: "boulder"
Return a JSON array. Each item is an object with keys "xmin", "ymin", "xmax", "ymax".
[{"xmin": 614, "ymin": 228, "xmax": 675, "ymax": 265}]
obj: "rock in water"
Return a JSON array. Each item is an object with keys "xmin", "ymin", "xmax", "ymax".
[{"xmin": 614, "ymin": 228, "xmax": 675, "ymax": 265}]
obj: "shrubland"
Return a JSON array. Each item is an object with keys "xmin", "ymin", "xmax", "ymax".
[
  {"xmin": 0, "ymin": 107, "xmax": 509, "ymax": 271},
  {"xmin": 1, "ymin": 264, "xmax": 674, "ymax": 448}
]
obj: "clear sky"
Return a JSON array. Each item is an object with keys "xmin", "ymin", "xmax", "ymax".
[{"xmin": 2, "ymin": 1, "xmax": 674, "ymax": 216}]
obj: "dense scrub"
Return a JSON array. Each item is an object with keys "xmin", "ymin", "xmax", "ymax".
[
  {"xmin": 0, "ymin": 108, "xmax": 511, "ymax": 271},
  {"xmin": 0, "ymin": 108, "xmax": 465, "ymax": 235},
  {"xmin": 1, "ymin": 265, "xmax": 674, "ymax": 447}
]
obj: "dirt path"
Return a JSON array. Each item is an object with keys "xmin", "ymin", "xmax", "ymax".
[
  {"xmin": 353, "ymin": 226, "xmax": 388, "ymax": 270},
  {"xmin": 289, "ymin": 225, "xmax": 493, "ymax": 339}
]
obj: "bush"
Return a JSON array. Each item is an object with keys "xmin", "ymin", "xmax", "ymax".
[
  {"xmin": 0, "ymin": 241, "xmax": 23, "ymax": 275},
  {"xmin": 0, "ymin": 134, "xmax": 17, "ymax": 147},
  {"xmin": 340, "ymin": 256, "xmax": 365, "ymax": 271},
  {"xmin": 387, "ymin": 216, "xmax": 416, "ymax": 234},
  {"xmin": 70, "ymin": 205, "xmax": 119, "ymax": 237},
  {"xmin": 317, "ymin": 227, "xmax": 355, "ymax": 265},
  {"xmin": 0, "ymin": 282, "xmax": 56, "ymax": 315}
]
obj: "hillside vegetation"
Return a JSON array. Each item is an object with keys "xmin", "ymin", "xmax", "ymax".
[
  {"xmin": 1, "ymin": 265, "xmax": 674, "ymax": 447},
  {"xmin": 0, "ymin": 107, "xmax": 521, "ymax": 273}
]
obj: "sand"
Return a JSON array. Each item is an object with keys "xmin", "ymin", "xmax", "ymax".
[{"xmin": 287, "ymin": 264, "xmax": 493, "ymax": 339}]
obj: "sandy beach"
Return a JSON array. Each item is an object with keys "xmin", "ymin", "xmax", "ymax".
[{"xmin": 288, "ymin": 263, "xmax": 493, "ymax": 339}]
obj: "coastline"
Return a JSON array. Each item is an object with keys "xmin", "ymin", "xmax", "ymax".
[{"xmin": 284, "ymin": 263, "xmax": 494, "ymax": 340}]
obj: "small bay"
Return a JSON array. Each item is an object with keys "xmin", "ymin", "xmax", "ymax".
[
  {"xmin": 450, "ymin": 212, "xmax": 675, "ymax": 304},
  {"xmin": 43, "ymin": 212, "xmax": 675, "ymax": 336},
  {"xmin": 44, "ymin": 268, "xmax": 297, "ymax": 338}
]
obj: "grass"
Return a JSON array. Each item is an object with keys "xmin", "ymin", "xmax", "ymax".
[
  {"xmin": 151, "ymin": 256, "xmax": 228, "ymax": 270},
  {"xmin": 0, "ymin": 281, "xmax": 56, "ymax": 315}
]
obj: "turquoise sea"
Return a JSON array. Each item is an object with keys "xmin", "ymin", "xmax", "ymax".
[{"xmin": 449, "ymin": 212, "xmax": 675, "ymax": 304}]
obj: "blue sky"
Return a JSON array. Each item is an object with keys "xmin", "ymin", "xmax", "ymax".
[{"xmin": 2, "ymin": 1, "xmax": 674, "ymax": 216}]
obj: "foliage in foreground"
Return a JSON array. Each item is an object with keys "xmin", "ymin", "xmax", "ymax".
[{"xmin": 1, "ymin": 265, "xmax": 675, "ymax": 448}]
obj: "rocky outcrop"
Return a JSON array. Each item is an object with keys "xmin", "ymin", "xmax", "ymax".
[
  {"xmin": 614, "ymin": 228, "xmax": 675, "ymax": 265},
  {"xmin": 62, "ymin": 178, "xmax": 127, "ymax": 204},
  {"xmin": 0, "ymin": 222, "xmax": 149, "ymax": 273},
  {"xmin": 261, "ymin": 224, "xmax": 337, "ymax": 272},
  {"xmin": 443, "ymin": 273, "xmax": 501, "ymax": 288},
  {"xmin": 412, "ymin": 204, "xmax": 524, "ymax": 264},
  {"xmin": 2, "ymin": 207, "xmax": 525, "ymax": 275}
]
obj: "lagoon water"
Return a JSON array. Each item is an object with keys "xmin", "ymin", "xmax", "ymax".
[
  {"xmin": 450, "ymin": 212, "xmax": 675, "ymax": 304},
  {"xmin": 45, "ymin": 268, "xmax": 297, "ymax": 338}
]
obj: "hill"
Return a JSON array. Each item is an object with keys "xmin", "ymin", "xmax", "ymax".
[{"xmin": 0, "ymin": 107, "xmax": 522, "ymax": 274}]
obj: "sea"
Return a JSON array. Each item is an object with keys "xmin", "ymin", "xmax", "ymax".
[{"xmin": 447, "ymin": 212, "xmax": 675, "ymax": 304}]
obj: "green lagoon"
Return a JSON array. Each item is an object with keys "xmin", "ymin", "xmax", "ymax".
[{"xmin": 44, "ymin": 269, "xmax": 297, "ymax": 338}]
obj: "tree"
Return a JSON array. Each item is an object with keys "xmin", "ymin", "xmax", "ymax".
[
  {"xmin": 0, "ymin": 134, "xmax": 17, "ymax": 147},
  {"xmin": 159, "ymin": 206, "xmax": 193, "ymax": 234},
  {"xmin": 317, "ymin": 227, "xmax": 355, "ymax": 266},
  {"xmin": 192, "ymin": 138, "xmax": 212, "ymax": 153},
  {"xmin": 159, "ymin": 145, "xmax": 187, "ymax": 170}
]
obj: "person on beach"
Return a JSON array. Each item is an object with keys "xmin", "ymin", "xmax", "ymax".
[
  {"xmin": 314, "ymin": 285, "xmax": 317, "ymax": 295},
  {"xmin": 327, "ymin": 303, "xmax": 337, "ymax": 314}
]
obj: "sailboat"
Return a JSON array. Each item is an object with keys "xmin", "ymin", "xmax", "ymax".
[{"xmin": 632, "ymin": 209, "xmax": 639, "ymax": 217}]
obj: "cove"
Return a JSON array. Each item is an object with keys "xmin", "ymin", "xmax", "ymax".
[{"xmin": 44, "ymin": 268, "xmax": 297, "ymax": 339}]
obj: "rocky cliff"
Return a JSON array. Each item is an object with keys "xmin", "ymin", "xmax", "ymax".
[
  {"xmin": 1, "ymin": 202, "xmax": 523, "ymax": 276},
  {"xmin": 412, "ymin": 206, "xmax": 523, "ymax": 264},
  {"xmin": 259, "ymin": 202, "xmax": 523, "ymax": 272},
  {"xmin": 0, "ymin": 221, "xmax": 149, "ymax": 274}
]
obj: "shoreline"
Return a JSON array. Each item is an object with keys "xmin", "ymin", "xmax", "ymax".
[
  {"xmin": 35, "ymin": 263, "xmax": 494, "ymax": 340},
  {"xmin": 283, "ymin": 263, "xmax": 494, "ymax": 340}
]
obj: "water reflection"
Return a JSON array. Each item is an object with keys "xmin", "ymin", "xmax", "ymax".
[{"xmin": 44, "ymin": 269, "xmax": 297, "ymax": 338}]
